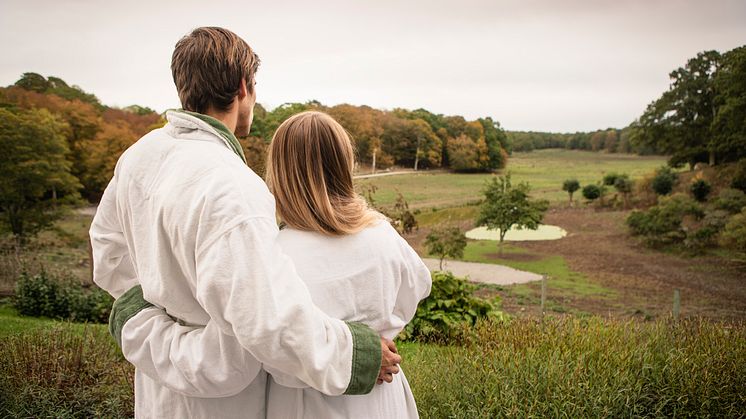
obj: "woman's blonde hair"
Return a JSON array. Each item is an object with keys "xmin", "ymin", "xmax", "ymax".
[{"xmin": 265, "ymin": 111, "xmax": 383, "ymax": 236}]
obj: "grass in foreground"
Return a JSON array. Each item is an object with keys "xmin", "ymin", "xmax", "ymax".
[
  {"xmin": 0, "ymin": 308, "xmax": 743, "ymax": 418},
  {"xmin": 402, "ymin": 317, "xmax": 746, "ymax": 418}
]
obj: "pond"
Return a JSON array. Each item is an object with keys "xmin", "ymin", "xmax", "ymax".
[{"xmin": 465, "ymin": 225, "xmax": 567, "ymax": 241}]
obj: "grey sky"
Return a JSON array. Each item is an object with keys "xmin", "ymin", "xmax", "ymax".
[{"xmin": 1, "ymin": 0, "xmax": 744, "ymax": 132}]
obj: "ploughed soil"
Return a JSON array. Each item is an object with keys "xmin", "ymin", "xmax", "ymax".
[{"xmin": 409, "ymin": 207, "xmax": 746, "ymax": 321}]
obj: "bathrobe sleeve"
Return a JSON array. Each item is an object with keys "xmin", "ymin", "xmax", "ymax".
[
  {"xmin": 119, "ymin": 304, "xmax": 262, "ymax": 397},
  {"xmin": 392, "ymin": 236, "xmax": 433, "ymax": 329},
  {"xmin": 89, "ymin": 177, "xmax": 138, "ymax": 299},
  {"xmin": 90, "ymin": 178, "xmax": 261, "ymax": 397},
  {"xmin": 188, "ymin": 217, "xmax": 380, "ymax": 396}
]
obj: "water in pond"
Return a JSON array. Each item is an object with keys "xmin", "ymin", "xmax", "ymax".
[{"xmin": 466, "ymin": 225, "xmax": 567, "ymax": 241}]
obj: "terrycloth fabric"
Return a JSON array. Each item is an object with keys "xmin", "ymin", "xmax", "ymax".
[
  {"xmin": 90, "ymin": 110, "xmax": 380, "ymax": 419},
  {"xmin": 118, "ymin": 220, "xmax": 432, "ymax": 418}
]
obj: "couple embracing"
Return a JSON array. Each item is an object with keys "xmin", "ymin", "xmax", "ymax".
[{"xmin": 90, "ymin": 27, "xmax": 432, "ymax": 418}]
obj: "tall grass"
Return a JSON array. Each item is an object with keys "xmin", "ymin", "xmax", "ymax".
[
  {"xmin": 0, "ymin": 324, "xmax": 133, "ymax": 418},
  {"xmin": 402, "ymin": 317, "xmax": 746, "ymax": 418}
]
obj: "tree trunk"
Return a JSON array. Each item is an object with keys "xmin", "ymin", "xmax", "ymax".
[
  {"xmin": 709, "ymin": 150, "xmax": 715, "ymax": 166},
  {"xmin": 414, "ymin": 147, "xmax": 420, "ymax": 171},
  {"xmin": 372, "ymin": 149, "xmax": 377, "ymax": 174},
  {"xmin": 439, "ymin": 257, "xmax": 443, "ymax": 271}
]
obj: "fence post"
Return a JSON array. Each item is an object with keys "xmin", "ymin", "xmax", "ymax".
[
  {"xmin": 540, "ymin": 274, "xmax": 547, "ymax": 321},
  {"xmin": 673, "ymin": 289, "xmax": 681, "ymax": 322}
]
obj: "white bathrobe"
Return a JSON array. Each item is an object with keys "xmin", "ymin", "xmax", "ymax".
[
  {"xmin": 120, "ymin": 220, "xmax": 432, "ymax": 418},
  {"xmin": 90, "ymin": 110, "xmax": 380, "ymax": 418}
]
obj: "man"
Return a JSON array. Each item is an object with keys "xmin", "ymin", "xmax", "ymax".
[{"xmin": 90, "ymin": 27, "xmax": 400, "ymax": 418}]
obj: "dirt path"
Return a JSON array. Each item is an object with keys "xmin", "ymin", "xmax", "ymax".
[{"xmin": 422, "ymin": 258, "xmax": 543, "ymax": 285}]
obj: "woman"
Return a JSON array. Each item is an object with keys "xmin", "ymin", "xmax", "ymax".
[
  {"xmin": 118, "ymin": 111, "xmax": 431, "ymax": 418},
  {"xmin": 261, "ymin": 110, "xmax": 430, "ymax": 418}
]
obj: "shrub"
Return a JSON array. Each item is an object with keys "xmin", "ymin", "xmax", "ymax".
[
  {"xmin": 14, "ymin": 272, "xmax": 113, "ymax": 323},
  {"xmin": 400, "ymin": 271, "xmax": 506, "ymax": 343},
  {"xmin": 690, "ymin": 179, "xmax": 711, "ymax": 202},
  {"xmin": 581, "ymin": 184, "xmax": 602, "ymax": 201},
  {"xmin": 720, "ymin": 208, "xmax": 746, "ymax": 255},
  {"xmin": 714, "ymin": 188, "xmax": 746, "ymax": 214},
  {"xmin": 730, "ymin": 159, "xmax": 746, "ymax": 193},
  {"xmin": 626, "ymin": 194, "xmax": 704, "ymax": 248},
  {"xmin": 602, "ymin": 172, "xmax": 620, "ymax": 186},
  {"xmin": 651, "ymin": 166, "xmax": 677, "ymax": 196}
]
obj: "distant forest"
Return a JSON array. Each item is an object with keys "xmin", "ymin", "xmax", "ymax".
[{"xmin": 1, "ymin": 44, "xmax": 743, "ymax": 204}]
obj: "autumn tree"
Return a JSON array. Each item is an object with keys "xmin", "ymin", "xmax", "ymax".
[
  {"xmin": 476, "ymin": 174, "xmax": 549, "ymax": 253},
  {"xmin": 0, "ymin": 108, "xmax": 81, "ymax": 244}
]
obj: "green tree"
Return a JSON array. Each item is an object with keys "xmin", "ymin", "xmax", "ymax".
[
  {"xmin": 635, "ymin": 51, "xmax": 721, "ymax": 169},
  {"xmin": 425, "ymin": 226, "xmax": 467, "ymax": 270},
  {"xmin": 476, "ymin": 174, "xmax": 549, "ymax": 253},
  {"xmin": 562, "ymin": 179, "xmax": 580, "ymax": 204},
  {"xmin": 614, "ymin": 175, "xmax": 634, "ymax": 208},
  {"xmin": 0, "ymin": 108, "xmax": 81, "ymax": 244},
  {"xmin": 711, "ymin": 46, "xmax": 746, "ymax": 163},
  {"xmin": 14, "ymin": 72, "xmax": 50, "ymax": 93}
]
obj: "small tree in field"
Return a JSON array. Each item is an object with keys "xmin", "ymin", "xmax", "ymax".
[
  {"xmin": 476, "ymin": 174, "xmax": 549, "ymax": 253},
  {"xmin": 614, "ymin": 174, "xmax": 634, "ymax": 208},
  {"xmin": 425, "ymin": 226, "xmax": 467, "ymax": 270},
  {"xmin": 562, "ymin": 179, "xmax": 580, "ymax": 205}
]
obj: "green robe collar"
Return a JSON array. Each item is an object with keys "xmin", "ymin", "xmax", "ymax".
[{"xmin": 171, "ymin": 109, "xmax": 247, "ymax": 164}]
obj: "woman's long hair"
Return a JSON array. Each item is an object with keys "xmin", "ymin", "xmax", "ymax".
[{"xmin": 265, "ymin": 111, "xmax": 383, "ymax": 236}]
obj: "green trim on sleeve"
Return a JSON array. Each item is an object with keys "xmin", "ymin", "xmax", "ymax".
[
  {"xmin": 108, "ymin": 285, "xmax": 154, "ymax": 349},
  {"xmin": 343, "ymin": 322, "xmax": 382, "ymax": 395}
]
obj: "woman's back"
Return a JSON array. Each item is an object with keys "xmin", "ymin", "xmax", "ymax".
[{"xmin": 266, "ymin": 220, "xmax": 431, "ymax": 418}]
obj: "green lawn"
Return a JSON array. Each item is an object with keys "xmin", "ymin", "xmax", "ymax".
[
  {"xmin": 357, "ymin": 149, "xmax": 669, "ymax": 209},
  {"xmin": 458, "ymin": 241, "xmax": 614, "ymax": 313}
]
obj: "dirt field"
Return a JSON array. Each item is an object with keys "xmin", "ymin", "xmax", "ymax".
[
  {"xmin": 409, "ymin": 206, "xmax": 746, "ymax": 321},
  {"xmin": 525, "ymin": 207, "xmax": 746, "ymax": 320}
]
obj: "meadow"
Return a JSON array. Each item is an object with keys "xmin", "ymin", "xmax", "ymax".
[
  {"xmin": 357, "ymin": 149, "xmax": 669, "ymax": 209},
  {"xmin": 2, "ymin": 149, "xmax": 744, "ymax": 417}
]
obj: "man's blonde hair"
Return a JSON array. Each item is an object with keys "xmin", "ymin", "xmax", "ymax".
[
  {"xmin": 171, "ymin": 27, "xmax": 260, "ymax": 114},
  {"xmin": 266, "ymin": 111, "xmax": 383, "ymax": 236}
]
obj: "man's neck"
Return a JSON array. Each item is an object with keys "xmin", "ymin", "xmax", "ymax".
[{"xmin": 204, "ymin": 107, "xmax": 237, "ymax": 134}]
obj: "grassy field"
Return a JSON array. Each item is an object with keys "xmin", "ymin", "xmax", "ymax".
[
  {"xmin": 1, "ymin": 305, "xmax": 743, "ymax": 418},
  {"xmin": 356, "ymin": 149, "xmax": 668, "ymax": 209}
]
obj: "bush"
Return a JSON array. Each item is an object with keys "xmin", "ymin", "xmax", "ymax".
[
  {"xmin": 626, "ymin": 194, "xmax": 704, "ymax": 248},
  {"xmin": 14, "ymin": 272, "xmax": 113, "ymax": 323},
  {"xmin": 582, "ymin": 184, "xmax": 602, "ymax": 201},
  {"xmin": 651, "ymin": 166, "xmax": 677, "ymax": 196},
  {"xmin": 602, "ymin": 172, "xmax": 620, "ymax": 186},
  {"xmin": 690, "ymin": 179, "xmax": 711, "ymax": 202},
  {"xmin": 400, "ymin": 271, "xmax": 506, "ymax": 343},
  {"xmin": 714, "ymin": 188, "xmax": 746, "ymax": 214},
  {"xmin": 720, "ymin": 208, "xmax": 746, "ymax": 255},
  {"xmin": 730, "ymin": 159, "xmax": 746, "ymax": 193}
]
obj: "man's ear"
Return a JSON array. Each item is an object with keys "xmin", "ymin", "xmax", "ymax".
[{"xmin": 238, "ymin": 78, "xmax": 248, "ymax": 100}]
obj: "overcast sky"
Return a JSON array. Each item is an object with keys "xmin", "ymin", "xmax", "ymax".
[{"xmin": 1, "ymin": 0, "xmax": 745, "ymax": 132}]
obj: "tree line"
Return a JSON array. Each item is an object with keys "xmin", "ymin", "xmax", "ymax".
[{"xmin": 243, "ymin": 102, "xmax": 511, "ymax": 175}]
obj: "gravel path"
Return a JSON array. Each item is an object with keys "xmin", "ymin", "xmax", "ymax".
[{"xmin": 422, "ymin": 258, "xmax": 544, "ymax": 285}]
